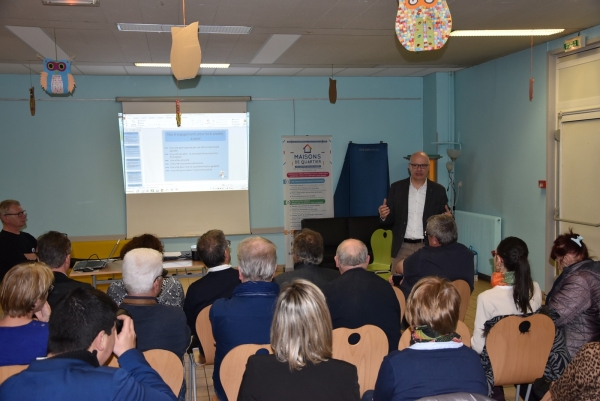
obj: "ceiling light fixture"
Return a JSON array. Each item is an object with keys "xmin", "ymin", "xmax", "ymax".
[
  {"xmin": 42, "ymin": 0, "xmax": 99, "ymax": 5},
  {"xmin": 450, "ymin": 29, "xmax": 564, "ymax": 37},
  {"xmin": 118, "ymin": 23, "xmax": 252, "ymax": 34},
  {"xmin": 134, "ymin": 63, "xmax": 230, "ymax": 68}
]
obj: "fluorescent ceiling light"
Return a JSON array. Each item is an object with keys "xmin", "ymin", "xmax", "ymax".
[
  {"xmin": 118, "ymin": 23, "xmax": 252, "ymax": 34},
  {"xmin": 6, "ymin": 26, "xmax": 69, "ymax": 59},
  {"xmin": 450, "ymin": 29, "xmax": 564, "ymax": 37},
  {"xmin": 251, "ymin": 34, "xmax": 301, "ymax": 64},
  {"xmin": 134, "ymin": 63, "xmax": 230, "ymax": 68},
  {"xmin": 42, "ymin": 0, "xmax": 99, "ymax": 5}
]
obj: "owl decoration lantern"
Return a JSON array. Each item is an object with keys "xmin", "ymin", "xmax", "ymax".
[
  {"xmin": 396, "ymin": 0, "xmax": 452, "ymax": 52},
  {"xmin": 40, "ymin": 58, "xmax": 75, "ymax": 95}
]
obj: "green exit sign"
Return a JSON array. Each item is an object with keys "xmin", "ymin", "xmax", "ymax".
[{"xmin": 564, "ymin": 36, "xmax": 585, "ymax": 52}]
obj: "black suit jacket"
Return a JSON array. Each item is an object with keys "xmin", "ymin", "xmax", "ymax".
[
  {"xmin": 274, "ymin": 262, "xmax": 340, "ymax": 292},
  {"xmin": 383, "ymin": 178, "xmax": 448, "ymax": 257},
  {"xmin": 47, "ymin": 271, "xmax": 92, "ymax": 309}
]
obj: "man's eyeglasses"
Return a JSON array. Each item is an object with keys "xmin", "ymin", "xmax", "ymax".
[
  {"xmin": 154, "ymin": 269, "xmax": 168, "ymax": 281},
  {"xmin": 409, "ymin": 163, "xmax": 429, "ymax": 170},
  {"xmin": 4, "ymin": 210, "xmax": 26, "ymax": 218},
  {"xmin": 226, "ymin": 239, "xmax": 231, "ymax": 247}
]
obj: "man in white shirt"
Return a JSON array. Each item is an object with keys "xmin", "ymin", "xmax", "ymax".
[{"xmin": 378, "ymin": 151, "xmax": 450, "ymax": 273}]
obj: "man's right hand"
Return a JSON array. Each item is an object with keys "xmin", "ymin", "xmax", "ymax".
[
  {"xmin": 113, "ymin": 315, "xmax": 136, "ymax": 357},
  {"xmin": 378, "ymin": 198, "xmax": 390, "ymax": 220}
]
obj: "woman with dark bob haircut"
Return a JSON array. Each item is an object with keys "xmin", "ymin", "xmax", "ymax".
[
  {"xmin": 546, "ymin": 229, "xmax": 600, "ymax": 357},
  {"xmin": 0, "ymin": 262, "xmax": 53, "ymax": 366},
  {"xmin": 238, "ymin": 279, "xmax": 360, "ymax": 401},
  {"xmin": 106, "ymin": 234, "xmax": 184, "ymax": 307}
]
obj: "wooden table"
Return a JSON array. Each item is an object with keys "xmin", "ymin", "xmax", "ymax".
[{"xmin": 69, "ymin": 259, "xmax": 207, "ymax": 288}]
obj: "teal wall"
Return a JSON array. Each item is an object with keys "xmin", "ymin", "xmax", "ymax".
[
  {"xmin": 0, "ymin": 75, "xmax": 423, "ymax": 262},
  {"xmin": 454, "ymin": 25, "xmax": 600, "ymax": 289}
]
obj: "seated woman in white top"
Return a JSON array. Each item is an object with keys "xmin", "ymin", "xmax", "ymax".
[{"xmin": 471, "ymin": 236, "xmax": 542, "ymax": 354}]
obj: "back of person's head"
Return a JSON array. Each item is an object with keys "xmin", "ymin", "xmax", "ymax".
[
  {"xmin": 48, "ymin": 287, "xmax": 117, "ymax": 354},
  {"xmin": 550, "ymin": 229, "xmax": 590, "ymax": 262},
  {"xmin": 336, "ymin": 239, "xmax": 368, "ymax": 267},
  {"xmin": 405, "ymin": 276, "xmax": 460, "ymax": 335},
  {"xmin": 0, "ymin": 199, "xmax": 20, "ymax": 217},
  {"xmin": 426, "ymin": 214, "xmax": 458, "ymax": 245},
  {"xmin": 496, "ymin": 236, "xmax": 534, "ymax": 314},
  {"xmin": 292, "ymin": 229, "xmax": 324, "ymax": 265},
  {"xmin": 119, "ymin": 234, "xmax": 164, "ymax": 259},
  {"xmin": 197, "ymin": 229, "xmax": 228, "ymax": 268},
  {"xmin": 237, "ymin": 236, "xmax": 277, "ymax": 281},
  {"xmin": 122, "ymin": 248, "xmax": 163, "ymax": 295},
  {"xmin": 271, "ymin": 279, "xmax": 332, "ymax": 371},
  {"xmin": 37, "ymin": 231, "xmax": 71, "ymax": 269},
  {"xmin": 0, "ymin": 262, "xmax": 54, "ymax": 317}
]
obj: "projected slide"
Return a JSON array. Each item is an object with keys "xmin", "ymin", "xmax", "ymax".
[{"xmin": 120, "ymin": 113, "xmax": 248, "ymax": 194}]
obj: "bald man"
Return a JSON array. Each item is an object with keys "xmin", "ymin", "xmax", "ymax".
[
  {"xmin": 323, "ymin": 239, "xmax": 400, "ymax": 353},
  {"xmin": 378, "ymin": 152, "xmax": 449, "ymax": 274}
]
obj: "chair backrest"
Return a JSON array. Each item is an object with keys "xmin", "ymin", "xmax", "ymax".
[
  {"xmin": 452, "ymin": 280, "xmax": 471, "ymax": 322},
  {"xmin": 142, "ymin": 349, "xmax": 185, "ymax": 396},
  {"xmin": 0, "ymin": 365, "xmax": 27, "ymax": 385},
  {"xmin": 399, "ymin": 321, "xmax": 471, "ymax": 350},
  {"xmin": 416, "ymin": 392, "xmax": 495, "ymax": 401},
  {"xmin": 220, "ymin": 344, "xmax": 272, "ymax": 401},
  {"xmin": 486, "ymin": 314, "xmax": 555, "ymax": 386},
  {"xmin": 392, "ymin": 286, "xmax": 406, "ymax": 323},
  {"xmin": 369, "ymin": 229, "xmax": 393, "ymax": 267},
  {"xmin": 196, "ymin": 304, "xmax": 216, "ymax": 365},
  {"xmin": 332, "ymin": 325, "xmax": 388, "ymax": 397},
  {"xmin": 103, "ymin": 350, "xmax": 183, "ymax": 396}
]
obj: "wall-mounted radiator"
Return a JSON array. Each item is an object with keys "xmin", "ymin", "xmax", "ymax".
[{"xmin": 455, "ymin": 211, "xmax": 502, "ymax": 276}]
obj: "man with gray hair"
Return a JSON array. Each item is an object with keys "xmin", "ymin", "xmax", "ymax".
[
  {"xmin": 120, "ymin": 248, "xmax": 190, "ymax": 363},
  {"xmin": 396, "ymin": 213, "xmax": 474, "ymax": 298},
  {"xmin": 274, "ymin": 228, "xmax": 339, "ymax": 291},
  {"xmin": 323, "ymin": 239, "xmax": 400, "ymax": 353},
  {"xmin": 0, "ymin": 199, "xmax": 37, "ymax": 281},
  {"xmin": 210, "ymin": 236, "xmax": 279, "ymax": 401}
]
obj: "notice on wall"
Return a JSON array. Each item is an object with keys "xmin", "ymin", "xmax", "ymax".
[{"xmin": 282, "ymin": 136, "xmax": 333, "ymax": 269}]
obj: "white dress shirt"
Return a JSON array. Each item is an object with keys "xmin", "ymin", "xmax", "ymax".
[{"xmin": 405, "ymin": 179, "xmax": 427, "ymax": 240}]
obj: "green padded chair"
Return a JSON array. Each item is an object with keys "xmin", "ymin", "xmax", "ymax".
[{"xmin": 367, "ymin": 229, "xmax": 393, "ymax": 275}]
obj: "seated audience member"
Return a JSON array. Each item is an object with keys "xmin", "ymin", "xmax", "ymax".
[
  {"xmin": 0, "ymin": 262, "xmax": 53, "ymax": 366},
  {"xmin": 238, "ymin": 279, "xmax": 360, "ymax": 401},
  {"xmin": 107, "ymin": 234, "xmax": 184, "ymax": 307},
  {"xmin": 210, "ymin": 236, "xmax": 279, "ymax": 401},
  {"xmin": 274, "ymin": 229, "xmax": 339, "ymax": 291},
  {"xmin": 543, "ymin": 342, "xmax": 600, "ymax": 401},
  {"xmin": 120, "ymin": 248, "xmax": 190, "ymax": 360},
  {"xmin": 396, "ymin": 214, "xmax": 474, "ymax": 298},
  {"xmin": 368, "ymin": 277, "xmax": 487, "ymax": 401},
  {"xmin": 546, "ymin": 230, "xmax": 600, "ymax": 358},
  {"xmin": 37, "ymin": 231, "xmax": 92, "ymax": 309},
  {"xmin": 0, "ymin": 287, "xmax": 176, "ymax": 401},
  {"xmin": 183, "ymin": 229, "xmax": 240, "ymax": 344},
  {"xmin": 323, "ymin": 239, "xmax": 400, "ymax": 353},
  {"xmin": 0, "ymin": 199, "xmax": 37, "ymax": 282}
]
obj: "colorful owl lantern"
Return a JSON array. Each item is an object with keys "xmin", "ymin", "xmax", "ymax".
[
  {"xmin": 396, "ymin": 0, "xmax": 452, "ymax": 52},
  {"xmin": 40, "ymin": 59, "xmax": 75, "ymax": 95}
]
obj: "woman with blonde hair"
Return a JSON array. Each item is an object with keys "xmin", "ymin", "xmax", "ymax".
[
  {"xmin": 237, "ymin": 279, "xmax": 360, "ymax": 401},
  {"xmin": 0, "ymin": 262, "xmax": 54, "ymax": 366},
  {"xmin": 369, "ymin": 276, "xmax": 487, "ymax": 401}
]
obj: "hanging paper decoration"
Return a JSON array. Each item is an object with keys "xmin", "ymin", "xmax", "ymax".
[
  {"xmin": 396, "ymin": 0, "xmax": 452, "ymax": 52},
  {"xmin": 329, "ymin": 78, "xmax": 337, "ymax": 104},
  {"xmin": 40, "ymin": 58, "xmax": 75, "ymax": 95},
  {"xmin": 176, "ymin": 99, "xmax": 182, "ymax": 127},
  {"xmin": 29, "ymin": 87, "xmax": 35, "ymax": 116},
  {"xmin": 171, "ymin": 21, "xmax": 201, "ymax": 80}
]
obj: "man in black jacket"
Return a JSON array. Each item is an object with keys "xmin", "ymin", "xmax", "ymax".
[{"xmin": 378, "ymin": 151, "xmax": 450, "ymax": 273}]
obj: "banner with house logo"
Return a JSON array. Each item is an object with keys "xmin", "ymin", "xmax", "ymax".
[{"xmin": 282, "ymin": 136, "xmax": 333, "ymax": 270}]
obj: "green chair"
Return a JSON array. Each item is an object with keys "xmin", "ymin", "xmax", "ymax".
[{"xmin": 367, "ymin": 229, "xmax": 393, "ymax": 274}]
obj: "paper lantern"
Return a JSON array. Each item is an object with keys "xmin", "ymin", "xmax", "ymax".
[
  {"xmin": 396, "ymin": 0, "xmax": 452, "ymax": 52},
  {"xmin": 40, "ymin": 58, "xmax": 75, "ymax": 94},
  {"xmin": 170, "ymin": 21, "xmax": 201, "ymax": 80}
]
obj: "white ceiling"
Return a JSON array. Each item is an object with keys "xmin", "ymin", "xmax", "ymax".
[{"xmin": 0, "ymin": 0, "xmax": 599, "ymax": 77}]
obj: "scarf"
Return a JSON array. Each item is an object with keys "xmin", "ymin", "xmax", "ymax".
[
  {"xmin": 491, "ymin": 270, "xmax": 515, "ymax": 287},
  {"xmin": 410, "ymin": 325, "xmax": 462, "ymax": 345}
]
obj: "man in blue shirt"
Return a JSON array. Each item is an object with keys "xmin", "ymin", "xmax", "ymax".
[{"xmin": 210, "ymin": 236, "xmax": 279, "ymax": 401}]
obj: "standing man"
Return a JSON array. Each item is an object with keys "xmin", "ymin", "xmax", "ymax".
[
  {"xmin": 378, "ymin": 152, "xmax": 449, "ymax": 273},
  {"xmin": 37, "ymin": 230, "xmax": 92, "ymax": 309},
  {"xmin": 0, "ymin": 199, "xmax": 37, "ymax": 281}
]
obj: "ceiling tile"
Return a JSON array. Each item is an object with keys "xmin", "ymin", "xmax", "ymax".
[
  {"xmin": 254, "ymin": 67, "xmax": 303, "ymax": 75},
  {"xmin": 213, "ymin": 67, "xmax": 260, "ymax": 75},
  {"xmin": 295, "ymin": 67, "xmax": 345, "ymax": 76},
  {"xmin": 0, "ymin": 63, "xmax": 32, "ymax": 74},
  {"xmin": 75, "ymin": 65, "xmax": 128, "ymax": 75},
  {"xmin": 123, "ymin": 65, "xmax": 171, "ymax": 75},
  {"xmin": 335, "ymin": 68, "xmax": 384, "ymax": 77}
]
